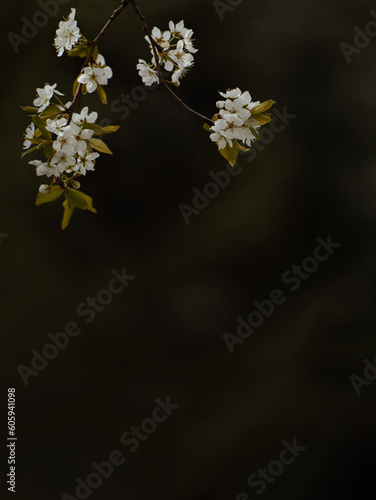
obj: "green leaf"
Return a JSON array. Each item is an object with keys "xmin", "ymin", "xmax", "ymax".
[
  {"xmin": 88, "ymin": 138, "xmax": 113, "ymax": 155},
  {"xmin": 36, "ymin": 186, "xmax": 64, "ymax": 206},
  {"xmin": 83, "ymin": 123, "xmax": 120, "ymax": 136},
  {"xmin": 21, "ymin": 106, "xmax": 38, "ymax": 113},
  {"xmin": 250, "ymin": 128, "xmax": 260, "ymax": 142},
  {"xmin": 65, "ymin": 188, "xmax": 97, "ymax": 213},
  {"xmin": 67, "ymin": 45, "xmax": 88, "ymax": 58},
  {"xmin": 73, "ymin": 75, "xmax": 81, "ymax": 97},
  {"xmin": 218, "ymin": 144, "xmax": 238, "ymax": 167},
  {"xmin": 92, "ymin": 45, "xmax": 99, "ymax": 61},
  {"xmin": 40, "ymin": 104, "xmax": 62, "ymax": 118},
  {"xmin": 21, "ymin": 145, "xmax": 40, "ymax": 159},
  {"xmin": 32, "ymin": 115, "xmax": 51, "ymax": 140},
  {"xmin": 233, "ymin": 140, "xmax": 250, "ymax": 152},
  {"xmin": 62, "ymin": 199, "xmax": 75, "ymax": 230},
  {"xmin": 251, "ymin": 99, "xmax": 276, "ymax": 115},
  {"xmin": 253, "ymin": 114, "xmax": 272, "ymax": 126},
  {"xmin": 43, "ymin": 143, "xmax": 54, "ymax": 159},
  {"xmin": 96, "ymin": 85, "xmax": 107, "ymax": 104}
]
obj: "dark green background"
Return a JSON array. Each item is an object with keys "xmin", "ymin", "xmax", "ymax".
[{"xmin": 1, "ymin": 0, "xmax": 376, "ymax": 498}]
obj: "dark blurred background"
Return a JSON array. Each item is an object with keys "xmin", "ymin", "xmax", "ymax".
[{"xmin": 1, "ymin": 0, "xmax": 376, "ymax": 498}]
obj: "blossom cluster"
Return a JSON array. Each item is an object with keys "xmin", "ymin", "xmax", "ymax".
[
  {"xmin": 54, "ymin": 8, "xmax": 113, "ymax": 95},
  {"xmin": 21, "ymin": 7, "xmax": 119, "ymax": 229},
  {"xmin": 137, "ymin": 20, "xmax": 198, "ymax": 87},
  {"xmin": 210, "ymin": 88, "xmax": 263, "ymax": 150},
  {"xmin": 24, "ymin": 85, "xmax": 101, "ymax": 192},
  {"xmin": 54, "ymin": 8, "xmax": 81, "ymax": 57},
  {"xmin": 208, "ymin": 88, "xmax": 274, "ymax": 161}
]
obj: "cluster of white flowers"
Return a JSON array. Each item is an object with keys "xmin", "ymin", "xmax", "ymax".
[
  {"xmin": 53, "ymin": 8, "xmax": 113, "ymax": 94},
  {"xmin": 78, "ymin": 54, "xmax": 113, "ymax": 93},
  {"xmin": 137, "ymin": 20, "xmax": 198, "ymax": 87},
  {"xmin": 210, "ymin": 88, "xmax": 262, "ymax": 150},
  {"xmin": 54, "ymin": 8, "xmax": 81, "ymax": 57},
  {"xmin": 33, "ymin": 83, "xmax": 64, "ymax": 113},
  {"xmin": 24, "ymin": 92, "xmax": 100, "ymax": 192}
]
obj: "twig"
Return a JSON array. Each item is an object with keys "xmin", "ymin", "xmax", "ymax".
[
  {"xmin": 68, "ymin": 0, "xmax": 214, "ymax": 127},
  {"xmin": 130, "ymin": 0, "xmax": 214, "ymax": 125},
  {"xmin": 67, "ymin": 0, "xmax": 132, "ymax": 124}
]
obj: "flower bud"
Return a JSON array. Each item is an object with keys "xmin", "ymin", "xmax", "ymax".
[
  {"xmin": 71, "ymin": 180, "xmax": 81, "ymax": 189},
  {"xmin": 39, "ymin": 184, "xmax": 50, "ymax": 194}
]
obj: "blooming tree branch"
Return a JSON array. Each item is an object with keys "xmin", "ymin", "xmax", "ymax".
[{"xmin": 21, "ymin": 1, "xmax": 275, "ymax": 230}]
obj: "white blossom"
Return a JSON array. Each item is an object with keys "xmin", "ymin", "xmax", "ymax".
[
  {"xmin": 50, "ymin": 151, "xmax": 76, "ymax": 172},
  {"xmin": 55, "ymin": 8, "xmax": 81, "ymax": 57},
  {"xmin": 23, "ymin": 123, "xmax": 35, "ymax": 150},
  {"xmin": 76, "ymin": 128, "xmax": 94, "ymax": 155},
  {"xmin": 29, "ymin": 159, "xmax": 65, "ymax": 178},
  {"xmin": 78, "ymin": 66, "xmax": 111, "ymax": 93},
  {"xmin": 168, "ymin": 20, "xmax": 188, "ymax": 38},
  {"xmin": 171, "ymin": 40, "xmax": 194, "ymax": 70},
  {"xmin": 39, "ymin": 184, "xmax": 50, "ymax": 194},
  {"xmin": 72, "ymin": 106, "xmax": 98, "ymax": 126},
  {"xmin": 182, "ymin": 29, "xmax": 198, "ymax": 54},
  {"xmin": 74, "ymin": 152, "xmax": 100, "ymax": 175},
  {"xmin": 210, "ymin": 119, "xmax": 235, "ymax": 149},
  {"xmin": 210, "ymin": 89, "xmax": 262, "ymax": 149},
  {"xmin": 33, "ymin": 84, "xmax": 64, "ymax": 113},
  {"xmin": 147, "ymin": 27, "xmax": 171, "ymax": 50},
  {"xmin": 171, "ymin": 68, "xmax": 185, "ymax": 87},
  {"xmin": 137, "ymin": 59, "xmax": 159, "ymax": 86},
  {"xmin": 46, "ymin": 117, "xmax": 67, "ymax": 135}
]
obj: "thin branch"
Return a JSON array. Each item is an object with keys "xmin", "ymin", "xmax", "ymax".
[
  {"xmin": 130, "ymin": 0, "xmax": 214, "ymax": 126},
  {"xmin": 67, "ymin": 0, "xmax": 214, "ymax": 127},
  {"xmin": 67, "ymin": 0, "xmax": 132, "ymax": 124}
]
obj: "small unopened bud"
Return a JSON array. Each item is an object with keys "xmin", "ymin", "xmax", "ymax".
[
  {"xmin": 71, "ymin": 180, "xmax": 81, "ymax": 189},
  {"xmin": 39, "ymin": 184, "xmax": 50, "ymax": 194}
]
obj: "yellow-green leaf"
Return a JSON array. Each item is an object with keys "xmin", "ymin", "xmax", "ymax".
[
  {"xmin": 83, "ymin": 124, "xmax": 120, "ymax": 136},
  {"xmin": 253, "ymin": 114, "xmax": 272, "ymax": 126},
  {"xmin": 43, "ymin": 143, "xmax": 54, "ymax": 159},
  {"xmin": 32, "ymin": 115, "xmax": 51, "ymax": 140},
  {"xmin": 250, "ymin": 128, "xmax": 260, "ymax": 142},
  {"xmin": 234, "ymin": 140, "xmax": 250, "ymax": 152},
  {"xmin": 88, "ymin": 138, "xmax": 113, "ymax": 155},
  {"xmin": 73, "ymin": 76, "xmax": 81, "ymax": 97},
  {"xmin": 40, "ymin": 103, "xmax": 62, "ymax": 118},
  {"xmin": 67, "ymin": 45, "xmax": 88, "ymax": 58},
  {"xmin": 62, "ymin": 199, "xmax": 75, "ymax": 230},
  {"xmin": 251, "ymin": 100, "xmax": 276, "ymax": 115},
  {"xmin": 65, "ymin": 188, "xmax": 97, "ymax": 213},
  {"xmin": 92, "ymin": 45, "xmax": 99, "ymax": 61},
  {"xmin": 21, "ymin": 145, "xmax": 40, "ymax": 159},
  {"xmin": 218, "ymin": 144, "xmax": 238, "ymax": 167},
  {"xmin": 36, "ymin": 186, "xmax": 64, "ymax": 206},
  {"xmin": 96, "ymin": 85, "xmax": 107, "ymax": 104},
  {"xmin": 21, "ymin": 106, "xmax": 38, "ymax": 113}
]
